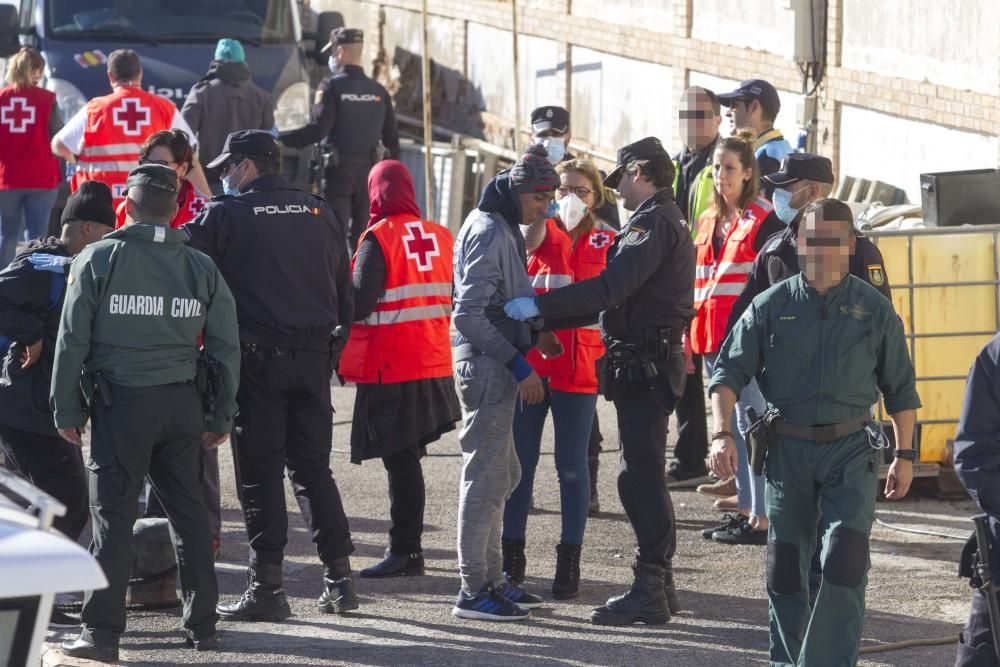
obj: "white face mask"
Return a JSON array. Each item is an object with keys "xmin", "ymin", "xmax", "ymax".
[{"xmin": 558, "ymin": 193, "xmax": 588, "ymax": 231}]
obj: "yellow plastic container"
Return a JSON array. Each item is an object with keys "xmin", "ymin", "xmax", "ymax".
[{"xmin": 868, "ymin": 226, "xmax": 1000, "ymax": 463}]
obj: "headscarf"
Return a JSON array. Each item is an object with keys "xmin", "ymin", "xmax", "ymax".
[{"xmin": 367, "ymin": 160, "xmax": 422, "ymax": 227}]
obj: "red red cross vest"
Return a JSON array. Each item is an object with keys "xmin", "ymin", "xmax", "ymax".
[
  {"xmin": 525, "ymin": 218, "xmax": 573, "ymax": 379},
  {"xmin": 548, "ymin": 221, "xmax": 615, "ymax": 394},
  {"xmin": 114, "ymin": 180, "xmax": 209, "ymax": 229},
  {"xmin": 339, "ymin": 214, "xmax": 454, "ymax": 384},
  {"xmin": 72, "ymin": 86, "xmax": 175, "ymax": 204},
  {"xmin": 0, "ymin": 85, "xmax": 61, "ymax": 189},
  {"xmin": 690, "ymin": 196, "xmax": 774, "ymax": 354}
]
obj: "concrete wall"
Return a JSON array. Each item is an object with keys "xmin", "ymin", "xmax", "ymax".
[{"xmin": 308, "ymin": 0, "xmax": 1000, "ymax": 202}]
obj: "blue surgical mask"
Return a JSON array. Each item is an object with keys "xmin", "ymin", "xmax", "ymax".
[
  {"xmin": 221, "ymin": 161, "xmax": 244, "ymax": 196},
  {"xmin": 328, "ymin": 55, "xmax": 337, "ymax": 74},
  {"xmin": 541, "ymin": 136, "xmax": 566, "ymax": 164},
  {"xmin": 772, "ymin": 187, "xmax": 800, "ymax": 224}
]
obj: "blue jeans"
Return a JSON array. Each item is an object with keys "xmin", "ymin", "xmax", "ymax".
[
  {"xmin": 705, "ymin": 352, "xmax": 766, "ymax": 517},
  {"xmin": 0, "ymin": 188, "xmax": 58, "ymax": 268},
  {"xmin": 503, "ymin": 382, "xmax": 597, "ymax": 545}
]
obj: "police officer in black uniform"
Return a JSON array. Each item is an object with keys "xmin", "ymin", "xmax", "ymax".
[
  {"xmin": 185, "ymin": 130, "xmax": 358, "ymax": 622},
  {"xmin": 504, "ymin": 137, "xmax": 694, "ymax": 626},
  {"xmin": 278, "ymin": 27, "xmax": 400, "ymax": 250}
]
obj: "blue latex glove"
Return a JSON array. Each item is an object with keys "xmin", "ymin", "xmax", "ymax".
[
  {"xmin": 504, "ymin": 297, "xmax": 540, "ymax": 321},
  {"xmin": 28, "ymin": 254, "xmax": 72, "ymax": 273}
]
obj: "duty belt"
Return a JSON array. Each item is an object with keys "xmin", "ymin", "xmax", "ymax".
[{"xmin": 772, "ymin": 416, "xmax": 869, "ymax": 444}]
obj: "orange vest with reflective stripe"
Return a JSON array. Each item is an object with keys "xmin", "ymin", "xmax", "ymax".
[
  {"xmin": 72, "ymin": 86, "xmax": 176, "ymax": 204},
  {"xmin": 339, "ymin": 214, "xmax": 454, "ymax": 384},
  {"xmin": 690, "ymin": 196, "xmax": 773, "ymax": 354},
  {"xmin": 548, "ymin": 220, "xmax": 615, "ymax": 394},
  {"xmin": 525, "ymin": 218, "xmax": 572, "ymax": 379}
]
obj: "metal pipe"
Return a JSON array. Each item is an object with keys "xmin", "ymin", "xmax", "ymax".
[
  {"xmin": 420, "ymin": 0, "xmax": 435, "ymax": 219},
  {"xmin": 511, "ymin": 0, "xmax": 521, "ymax": 153}
]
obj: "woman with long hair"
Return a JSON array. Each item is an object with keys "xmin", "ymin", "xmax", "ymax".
[{"xmin": 0, "ymin": 47, "xmax": 63, "ymax": 267}]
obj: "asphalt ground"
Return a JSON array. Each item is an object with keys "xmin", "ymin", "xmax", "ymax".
[{"xmin": 42, "ymin": 383, "xmax": 974, "ymax": 666}]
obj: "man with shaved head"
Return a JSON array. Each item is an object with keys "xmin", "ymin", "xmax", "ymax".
[{"xmin": 707, "ymin": 198, "xmax": 921, "ymax": 665}]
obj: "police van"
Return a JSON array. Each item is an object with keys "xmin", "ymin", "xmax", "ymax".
[{"xmin": 0, "ymin": 0, "xmax": 342, "ymax": 209}]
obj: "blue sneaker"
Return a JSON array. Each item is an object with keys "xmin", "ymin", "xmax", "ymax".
[
  {"xmin": 496, "ymin": 581, "xmax": 544, "ymax": 609},
  {"xmin": 452, "ymin": 585, "xmax": 530, "ymax": 621}
]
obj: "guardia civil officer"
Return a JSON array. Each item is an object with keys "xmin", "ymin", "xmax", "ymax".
[
  {"xmin": 505, "ymin": 137, "xmax": 695, "ymax": 625},
  {"xmin": 278, "ymin": 27, "xmax": 400, "ymax": 250},
  {"xmin": 52, "ymin": 165, "xmax": 241, "ymax": 662},
  {"xmin": 185, "ymin": 130, "xmax": 358, "ymax": 621},
  {"xmin": 953, "ymin": 332, "xmax": 1000, "ymax": 666},
  {"xmin": 708, "ymin": 198, "xmax": 920, "ymax": 666}
]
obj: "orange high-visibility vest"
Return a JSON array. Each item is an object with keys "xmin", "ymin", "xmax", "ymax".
[
  {"xmin": 339, "ymin": 214, "xmax": 454, "ymax": 384},
  {"xmin": 525, "ymin": 217, "xmax": 572, "ymax": 379},
  {"xmin": 690, "ymin": 196, "xmax": 773, "ymax": 354},
  {"xmin": 548, "ymin": 221, "xmax": 615, "ymax": 394},
  {"xmin": 72, "ymin": 86, "xmax": 175, "ymax": 203}
]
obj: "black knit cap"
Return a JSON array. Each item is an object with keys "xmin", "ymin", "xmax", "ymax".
[
  {"xmin": 61, "ymin": 181, "xmax": 116, "ymax": 228},
  {"xmin": 510, "ymin": 143, "xmax": 559, "ymax": 193}
]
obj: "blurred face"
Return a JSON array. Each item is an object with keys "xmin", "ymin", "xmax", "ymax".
[
  {"xmin": 533, "ymin": 128, "xmax": 571, "ymax": 144},
  {"xmin": 798, "ymin": 211, "xmax": 855, "ymax": 287},
  {"xmin": 142, "ymin": 145, "xmax": 189, "ymax": 181},
  {"xmin": 679, "ymin": 89, "xmax": 720, "ymax": 150},
  {"xmin": 556, "ymin": 170, "xmax": 597, "ymax": 209},
  {"xmin": 518, "ymin": 190, "xmax": 554, "ymax": 226},
  {"xmin": 31, "ymin": 68, "xmax": 43, "ymax": 86},
  {"xmin": 726, "ymin": 98, "xmax": 755, "ymax": 134},
  {"xmin": 712, "ymin": 148, "xmax": 751, "ymax": 203},
  {"xmin": 779, "ymin": 181, "xmax": 816, "ymax": 211}
]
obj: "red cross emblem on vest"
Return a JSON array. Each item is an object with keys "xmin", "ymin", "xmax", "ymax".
[
  {"xmin": 112, "ymin": 98, "xmax": 151, "ymax": 136},
  {"xmin": 589, "ymin": 231, "xmax": 611, "ymax": 249},
  {"xmin": 189, "ymin": 195, "xmax": 207, "ymax": 215},
  {"xmin": 402, "ymin": 221, "xmax": 440, "ymax": 272},
  {"xmin": 1, "ymin": 97, "xmax": 36, "ymax": 133}
]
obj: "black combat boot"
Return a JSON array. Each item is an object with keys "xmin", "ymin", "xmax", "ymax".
[
  {"xmin": 663, "ymin": 559, "xmax": 681, "ymax": 614},
  {"xmin": 501, "ymin": 537, "xmax": 527, "ymax": 586},
  {"xmin": 318, "ymin": 557, "xmax": 359, "ymax": 614},
  {"xmin": 217, "ymin": 563, "xmax": 291, "ymax": 622},
  {"xmin": 590, "ymin": 561, "xmax": 669, "ymax": 626},
  {"xmin": 552, "ymin": 543, "xmax": 582, "ymax": 600},
  {"xmin": 360, "ymin": 549, "xmax": 425, "ymax": 578}
]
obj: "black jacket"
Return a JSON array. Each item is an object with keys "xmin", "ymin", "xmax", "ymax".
[
  {"xmin": 185, "ymin": 174, "xmax": 353, "ymax": 350},
  {"xmin": 278, "ymin": 65, "xmax": 400, "ymax": 160},
  {"xmin": 0, "ymin": 239, "xmax": 71, "ymax": 435},
  {"xmin": 181, "ymin": 60, "xmax": 275, "ymax": 180},
  {"xmin": 537, "ymin": 189, "xmax": 696, "ymax": 342},
  {"xmin": 726, "ymin": 223, "xmax": 892, "ymax": 335}
]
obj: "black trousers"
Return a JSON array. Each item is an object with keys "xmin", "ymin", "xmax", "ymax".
[
  {"xmin": 83, "ymin": 382, "xmax": 217, "ymax": 647},
  {"xmin": 324, "ymin": 161, "xmax": 373, "ymax": 252},
  {"xmin": 957, "ymin": 588, "xmax": 1000, "ymax": 666},
  {"xmin": 671, "ymin": 353, "xmax": 708, "ymax": 468},
  {"xmin": 0, "ymin": 424, "xmax": 88, "ymax": 540},
  {"xmin": 612, "ymin": 354, "xmax": 685, "ymax": 566},
  {"xmin": 232, "ymin": 348, "xmax": 354, "ymax": 568},
  {"xmin": 383, "ymin": 448, "xmax": 425, "ymax": 554}
]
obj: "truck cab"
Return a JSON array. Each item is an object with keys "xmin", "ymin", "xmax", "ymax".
[{"xmin": 0, "ymin": 0, "xmax": 343, "ymax": 200}]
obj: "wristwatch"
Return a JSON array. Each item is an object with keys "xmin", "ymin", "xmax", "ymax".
[{"xmin": 893, "ymin": 448, "xmax": 917, "ymax": 462}]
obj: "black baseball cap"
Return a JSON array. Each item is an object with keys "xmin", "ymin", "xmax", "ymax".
[
  {"xmin": 206, "ymin": 130, "xmax": 280, "ymax": 169},
  {"xmin": 124, "ymin": 164, "xmax": 178, "ymax": 195},
  {"xmin": 603, "ymin": 137, "xmax": 669, "ymax": 188},
  {"xmin": 321, "ymin": 27, "xmax": 364, "ymax": 53},
  {"xmin": 763, "ymin": 153, "xmax": 834, "ymax": 188},
  {"xmin": 717, "ymin": 79, "xmax": 781, "ymax": 117},
  {"xmin": 530, "ymin": 106, "xmax": 569, "ymax": 134}
]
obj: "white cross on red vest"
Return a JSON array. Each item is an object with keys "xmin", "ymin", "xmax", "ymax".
[
  {"xmin": 1, "ymin": 97, "xmax": 36, "ymax": 133},
  {"xmin": 402, "ymin": 221, "xmax": 440, "ymax": 272},
  {"xmin": 112, "ymin": 98, "xmax": 151, "ymax": 136}
]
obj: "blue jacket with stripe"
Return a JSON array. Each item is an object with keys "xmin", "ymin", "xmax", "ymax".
[{"xmin": 0, "ymin": 238, "xmax": 69, "ymax": 436}]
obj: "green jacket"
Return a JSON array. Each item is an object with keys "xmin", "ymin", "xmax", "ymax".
[
  {"xmin": 672, "ymin": 160, "xmax": 713, "ymax": 237},
  {"xmin": 709, "ymin": 273, "xmax": 921, "ymax": 426},
  {"xmin": 50, "ymin": 223, "xmax": 241, "ymax": 433}
]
